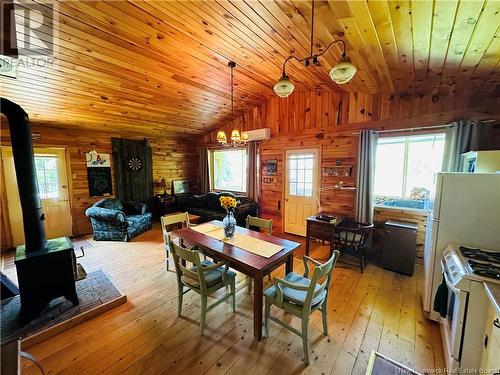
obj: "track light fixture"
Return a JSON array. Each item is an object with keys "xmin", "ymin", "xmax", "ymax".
[{"xmin": 273, "ymin": 0, "xmax": 357, "ymax": 98}]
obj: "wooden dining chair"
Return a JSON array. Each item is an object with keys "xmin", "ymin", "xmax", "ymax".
[
  {"xmin": 331, "ymin": 219, "xmax": 374, "ymax": 273},
  {"xmin": 263, "ymin": 251, "xmax": 340, "ymax": 365},
  {"xmin": 161, "ymin": 212, "xmax": 193, "ymax": 271},
  {"xmin": 170, "ymin": 240, "xmax": 236, "ymax": 335},
  {"xmin": 245, "ymin": 215, "xmax": 273, "ymax": 235},
  {"xmin": 245, "ymin": 215, "xmax": 273, "ymax": 288}
]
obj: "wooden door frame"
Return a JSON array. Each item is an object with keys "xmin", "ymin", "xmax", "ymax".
[
  {"xmin": 0, "ymin": 145, "xmax": 74, "ymax": 247},
  {"xmin": 282, "ymin": 146, "xmax": 321, "ymax": 235}
]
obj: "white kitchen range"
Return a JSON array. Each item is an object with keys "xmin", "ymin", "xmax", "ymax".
[
  {"xmin": 422, "ymin": 173, "xmax": 500, "ymax": 373},
  {"xmin": 439, "ymin": 245, "xmax": 500, "ymax": 371}
]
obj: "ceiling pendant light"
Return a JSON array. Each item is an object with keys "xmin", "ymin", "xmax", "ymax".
[
  {"xmin": 217, "ymin": 61, "xmax": 248, "ymax": 147},
  {"xmin": 273, "ymin": 74, "xmax": 295, "ymax": 98},
  {"xmin": 329, "ymin": 55, "xmax": 357, "ymax": 84},
  {"xmin": 274, "ymin": 0, "xmax": 356, "ymax": 97}
]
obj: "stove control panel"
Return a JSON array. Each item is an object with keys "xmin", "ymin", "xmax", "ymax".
[{"xmin": 443, "ymin": 246, "xmax": 468, "ymax": 287}]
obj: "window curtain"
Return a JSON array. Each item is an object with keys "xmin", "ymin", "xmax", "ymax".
[
  {"xmin": 355, "ymin": 130, "xmax": 378, "ymax": 223},
  {"xmin": 247, "ymin": 141, "xmax": 258, "ymax": 202},
  {"xmin": 199, "ymin": 147, "xmax": 210, "ymax": 194},
  {"xmin": 442, "ymin": 121, "xmax": 473, "ymax": 172},
  {"xmin": 442, "ymin": 121, "xmax": 491, "ymax": 172}
]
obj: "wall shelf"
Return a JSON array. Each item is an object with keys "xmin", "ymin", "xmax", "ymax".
[{"xmin": 322, "ymin": 165, "xmax": 353, "ymax": 177}]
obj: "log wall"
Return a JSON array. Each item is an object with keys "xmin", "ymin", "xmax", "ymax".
[{"xmin": 0, "ymin": 123, "xmax": 198, "ymax": 248}]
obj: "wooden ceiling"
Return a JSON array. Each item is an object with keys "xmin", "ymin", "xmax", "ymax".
[{"xmin": 1, "ymin": 0, "xmax": 499, "ymax": 137}]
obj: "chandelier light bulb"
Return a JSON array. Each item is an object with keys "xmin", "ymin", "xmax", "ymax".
[
  {"xmin": 231, "ymin": 129, "xmax": 241, "ymax": 142},
  {"xmin": 217, "ymin": 131, "xmax": 227, "ymax": 144}
]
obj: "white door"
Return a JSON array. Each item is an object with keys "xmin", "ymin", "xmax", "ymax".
[
  {"xmin": 1, "ymin": 147, "xmax": 73, "ymax": 245},
  {"xmin": 284, "ymin": 148, "xmax": 319, "ymax": 236}
]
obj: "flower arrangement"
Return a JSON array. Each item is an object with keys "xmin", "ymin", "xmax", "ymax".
[{"xmin": 220, "ymin": 196, "xmax": 237, "ymax": 212}]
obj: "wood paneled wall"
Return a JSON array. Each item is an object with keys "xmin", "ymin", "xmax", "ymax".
[
  {"xmin": 0, "ymin": 123, "xmax": 198, "ymax": 249},
  {"xmin": 204, "ymin": 92, "xmax": 500, "ymax": 142},
  {"xmin": 203, "ymin": 92, "xmax": 500, "ymax": 235}
]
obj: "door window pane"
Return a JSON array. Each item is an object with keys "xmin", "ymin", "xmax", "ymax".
[
  {"xmin": 35, "ymin": 156, "xmax": 59, "ymax": 199},
  {"xmin": 288, "ymin": 153, "xmax": 314, "ymax": 197}
]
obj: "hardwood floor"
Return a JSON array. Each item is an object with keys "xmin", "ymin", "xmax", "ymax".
[{"xmin": 2, "ymin": 225, "xmax": 444, "ymax": 374}]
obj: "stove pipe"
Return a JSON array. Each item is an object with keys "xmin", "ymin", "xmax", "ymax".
[{"xmin": 1, "ymin": 98, "xmax": 48, "ymax": 253}]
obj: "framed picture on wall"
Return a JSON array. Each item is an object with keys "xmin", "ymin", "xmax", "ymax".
[
  {"xmin": 172, "ymin": 179, "xmax": 190, "ymax": 195},
  {"xmin": 86, "ymin": 153, "xmax": 112, "ymax": 197},
  {"xmin": 265, "ymin": 159, "xmax": 277, "ymax": 176}
]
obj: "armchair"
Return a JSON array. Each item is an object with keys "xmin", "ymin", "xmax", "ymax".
[{"xmin": 85, "ymin": 198, "xmax": 152, "ymax": 241}]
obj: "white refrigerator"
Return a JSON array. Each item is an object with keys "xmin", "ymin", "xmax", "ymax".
[{"xmin": 423, "ymin": 173, "xmax": 500, "ymax": 321}]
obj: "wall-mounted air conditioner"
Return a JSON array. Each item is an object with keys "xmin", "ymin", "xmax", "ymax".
[{"xmin": 243, "ymin": 128, "xmax": 270, "ymax": 141}]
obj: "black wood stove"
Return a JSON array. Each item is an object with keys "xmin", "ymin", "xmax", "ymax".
[{"xmin": 1, "ymin": 98, "xmax": 80, "ymax": 322}]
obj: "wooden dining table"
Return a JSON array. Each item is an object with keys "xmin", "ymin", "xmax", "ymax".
[{"xmin": 173, "ymin": 220, "xmax": 301, "ymax": 340}]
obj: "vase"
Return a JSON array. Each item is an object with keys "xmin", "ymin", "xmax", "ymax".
[{"xmin": 222, "ymin": 211, "xmax": 236, "ymax": 238}]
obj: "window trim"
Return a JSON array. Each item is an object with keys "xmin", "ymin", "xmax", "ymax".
[{"xmin": 208, "ymin": 146, "xmax": 248, "ymax": 195}]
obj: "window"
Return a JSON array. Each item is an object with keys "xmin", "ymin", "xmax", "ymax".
[
  {"xmin": 211, "ymin": 148, "xmax": 247, "ymax": 193},
  {"xmin": 35, "ymin": 156, "xmax": 59, "ymax": 199},
  {"xmin": 374, "ymin": 133, "xmax": 446, "ymax": 210},
  {"xmin": 288, "ymin": 153, "xmax": 314, "ymax": 197}
]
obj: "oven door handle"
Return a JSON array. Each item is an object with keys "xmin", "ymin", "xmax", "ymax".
[{"xmin": 441, "ymin": 263, "xmax": 461, "ymax": 294}]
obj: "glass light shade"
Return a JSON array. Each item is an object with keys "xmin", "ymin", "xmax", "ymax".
[
  {"xmin": 231, "ymin": 129, "xmax": 241, "ymax": 142},
  {"xmin": 241, "ymin": 132, "xmax": 249, "ymax": 141},
  {"xmin": 329, "ymin": 56, "xmax": 357, "ymax": 84},
  {"xmin": 273, "ymin": 75, "xmax": 295, "ymax": 97},
  {"xmin": 217, "ymin": 131, "xmax": 227, "ymax": 144}
]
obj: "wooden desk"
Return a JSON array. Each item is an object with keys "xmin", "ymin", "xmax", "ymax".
[
  {"xmin": 305, "ymin": 213, "xmax": 345, "ymax": 256},
  {"xmin": 173, "ymin": 221, "xmax": 300, "ymax": 341}
]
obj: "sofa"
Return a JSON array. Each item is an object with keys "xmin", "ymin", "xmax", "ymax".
[
  {"xmin": 85, "ymin": 198, "xmax": 153, "ymax": 241},
  {"xmin": 175, "ymin": 192, "xmax": 258, "ymax": 227}
]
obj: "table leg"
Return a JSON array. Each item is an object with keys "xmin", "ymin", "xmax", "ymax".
[
  {"xmin": 253, "ymin": 273, "xmax": 263, "ymax": 341},
  {"xmin": 285, "ymin": 254, "xmax": 293, "ymax": 274}
]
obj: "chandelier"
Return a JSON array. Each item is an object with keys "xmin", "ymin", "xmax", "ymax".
[
  {"xmin": 217, "ymin": 61, "xmax": 249, "ymax": 147},
  {"xmin": 273, "ymin": 0, "xmax": 357, "ymax": 98}
]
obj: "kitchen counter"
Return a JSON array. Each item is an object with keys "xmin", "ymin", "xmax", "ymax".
[{"xmin": 484, "ymin": 282, "xmax": 500, "ymax": 315}]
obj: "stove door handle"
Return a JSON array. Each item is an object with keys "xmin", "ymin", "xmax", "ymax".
[
  {"xmin": 494, "ymin": 318, "xmax": 500, "ymax": 329},
  {"xmin": 441, "ymin": 265, "xmax": 460, "ymax": 294}
]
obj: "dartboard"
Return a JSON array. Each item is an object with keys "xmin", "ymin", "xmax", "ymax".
[{"xmin": 127, "ymin": 157, "xmax": 143, "ymax": 171}]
